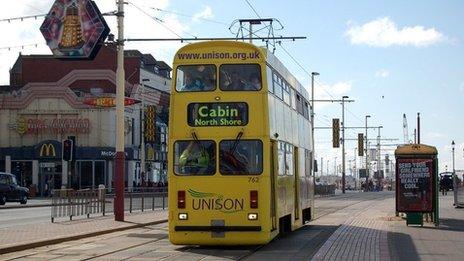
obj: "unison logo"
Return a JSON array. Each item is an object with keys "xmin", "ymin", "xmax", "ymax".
[{"xmin": 187, "ymin": 189, "xmax": 244, "ymax": 213}]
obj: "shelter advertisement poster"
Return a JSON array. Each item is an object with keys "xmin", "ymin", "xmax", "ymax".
[{"xmin": 396, "ymin": 158, "xmax": 433, "ymax": 212}]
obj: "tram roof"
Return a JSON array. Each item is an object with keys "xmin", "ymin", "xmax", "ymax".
[
  {"xmin": 395, "ymin": 143, "xmax": 438, "ymax": 156},
  {"xmin": 264, "ymin": 48, "xmax": 309, "ymax": 101}
]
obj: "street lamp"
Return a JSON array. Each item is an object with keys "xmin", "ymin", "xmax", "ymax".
[
  {"xmin": 452, "ymin": 140, "xmax": 457, "ymax": 206},
  {"xmin": 311, "ymin": 72, "xmax": 319, "ymax": 187},
  {"xmin": 365, "ymin": 115, "xmax": 371, "ymax": 190},
  {"xmin": 341, "ymin": 95, "xmax": 349, "ymax": 193},
  {"xmin": 377, "ymin": 125, "xmax": 383, "ymax": 190}
]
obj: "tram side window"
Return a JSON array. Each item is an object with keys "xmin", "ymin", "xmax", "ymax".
[
  {"xmin": 173, "ymin": 140, "xmax": 216, "ymax": 175},
  {"xmin": 220, "ymin": 140, "xmax": 263, "ymax": 175},
  {"xmin": 273, "ymin": 73, "xmax": 283, "ymax": 100},
  {"xmin": 303, "ymin": 101, "xmax": 310, "ymax": 120},
  {"xmin": 305, "ymin": 149, "xmax": 312, "ymax": 177},
  {"xmin": 278, "ymin": 141, "xmax": 286, "ymax": 176},
  {"xmin": 220, "ymin": 64, "xmax": 262, "ymax": 91},
  {"xmin": 267, "ymin": 66, "xmax": 274, "ymax": 94},
  {"xmin": 296, "ymin": 94, "xmax": 303, "ymax": 115},
  {"xmin": 283, "ymin": 83, "xmax": 291, "ymax": 105},
  {"xmin": 176, "ymin": 65, "xmax": 216, "ymax": 92},
  {"xmin": 286, "ymin": 143, "xmax": 294, "ymax": 175}
]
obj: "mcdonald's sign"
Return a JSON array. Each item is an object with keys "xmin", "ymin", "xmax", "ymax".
[
  {"xmin": 36, "ymin": 140, "xmax": 61, "ymax": 158},
  {"xmin": 40, "ymin": 143, "xmax": 56, "ymax": 157}
]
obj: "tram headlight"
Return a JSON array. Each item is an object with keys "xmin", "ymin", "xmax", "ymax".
[
  {"xmin": 178, "ymin": 213, "xmax": 188, "ymax": 220},
  {"xmin": 248, "ymin": 213, "xmax": 258, "ymax": 220}
]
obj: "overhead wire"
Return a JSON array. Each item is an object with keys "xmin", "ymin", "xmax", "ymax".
[
  {"xmin": 127, "ymin": 1, "xmax": 197, "ymax": 39},
  {"xmin": 148, "ymin": 6, "xmax": 228, "ymax": 26},
  {"xmin": 243, "ymin": 0, "xmax": 262, "ymax": 19},
  {"xmin": 240, "ymin": 0, "xmax": 366, "ymax": 144}
]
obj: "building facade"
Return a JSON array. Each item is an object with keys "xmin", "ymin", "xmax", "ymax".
[{"xmin": 0, "ymin": 46, "xmax": 170, "ymax": 196}]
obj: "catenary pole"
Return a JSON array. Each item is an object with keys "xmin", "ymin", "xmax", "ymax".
[{"xmin": 114, "ymin": 0, "xmax": 125, "ymax": 222}]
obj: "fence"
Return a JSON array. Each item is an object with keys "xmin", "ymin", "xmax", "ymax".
[
  {"xmin": 51, "ymin": 188, "xmax": 105, "ymax": 222},
  {"xmin": 51, "ymin": 187, "xmax": 168, "ymax": 222},
  {"xmin": 315, "ymin": 184, "xmax": 336, "ymax": 196}
]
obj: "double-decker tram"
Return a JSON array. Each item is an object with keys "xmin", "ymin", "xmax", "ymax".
[{"xmin": 168, "ymin": 41, "xmax": 315, "ymax": 245}]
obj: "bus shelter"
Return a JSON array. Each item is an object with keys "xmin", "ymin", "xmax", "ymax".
[{"xmin": 395, "ymin": 144, "xmax": 439, "ymax": 226}]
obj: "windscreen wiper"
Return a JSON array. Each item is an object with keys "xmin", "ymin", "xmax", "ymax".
[
  {"xmin": 230, "ymin": 130, "xmax": 244, "ymax": 153},
  {"xmin": 191, "ymin": 130, "xmax": 206, "ymax": 153}
]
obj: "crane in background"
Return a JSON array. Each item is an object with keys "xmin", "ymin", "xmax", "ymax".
[{"xmin": 403, "ymin": 114, "xmax": 409, "ymax": 144}]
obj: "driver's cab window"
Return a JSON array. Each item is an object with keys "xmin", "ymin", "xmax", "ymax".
[
  {"xmin": 174, "ymin": 140, "xmax": 216, "ymax": 175},
  {"xmin": 176, "ymin": 65, "xmax": 216, "ymax": 92}
]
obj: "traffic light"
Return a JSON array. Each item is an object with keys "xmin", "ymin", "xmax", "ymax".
[
  {"xmin": 332, "ymin": 118, "xmax": 340, "ymax": 148},
  {"xmin": 358, "ymin": 133, "xmax": 364, "ymax": 156},
  {"xmin": 62, "ymin": 139, "xmax": 74, "ymax": 161}
]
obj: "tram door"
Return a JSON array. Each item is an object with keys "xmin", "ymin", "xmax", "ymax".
[
  {"xmin": 294, "ymin": 147, "xmax": 300, "ymax": 220},
  {"xmin": 270, "ymin": 141, "xmax": 277, "ymax": 231}
]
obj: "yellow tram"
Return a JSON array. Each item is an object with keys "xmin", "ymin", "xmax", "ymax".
[{"xmin": 168, "ymin": 41, "xmax": 315, "ymax": 245}]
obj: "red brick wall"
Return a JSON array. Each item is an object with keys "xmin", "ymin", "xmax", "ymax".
[{"xmin": 15, "ymin": 46, "xmax": 140, "ymax": 89}]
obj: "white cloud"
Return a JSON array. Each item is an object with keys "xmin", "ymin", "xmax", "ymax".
[
  {"xmin": 425, "ymin": 132, "xmax": 444, "ymax": 139},
  {"xmin": 459, "ymin": 82, "xmax": 464, "ymax": 92},
  {"xmin": 192, "ymin": 6, "xmax": 213, "ymax": 23},
  {"xmin": 345, "ymin": 17, "xmax": 445, "ymax": 47},
  {"xmin": 309, "ymin": 80, "xmax": 352, "ymax": 111},
  {"xmin": 375, "ymin": 69, "xmax": 389, "ymax": 78}
]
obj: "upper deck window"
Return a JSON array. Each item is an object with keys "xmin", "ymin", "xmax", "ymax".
[
  {"xmin": 176, "ymin": 65, "xmax": 216, "ymax": 92},
  {"xmin": 220, "ymin": 64, "xmax": 262, "ymax": 91}
]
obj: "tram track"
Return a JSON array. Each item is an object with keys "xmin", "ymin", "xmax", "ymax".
[{"xmin": 3, "ymin": 193, "xmax": 393, "ymax": 260}]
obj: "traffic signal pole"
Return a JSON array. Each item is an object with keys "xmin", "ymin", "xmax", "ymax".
[{"xmin": 114, "ymin": 0, "xmax": 125, "ymax": 222}]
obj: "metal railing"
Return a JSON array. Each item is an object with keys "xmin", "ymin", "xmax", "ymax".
[
  {"xmin": 315, "ymin": 184, "xmax": 336, "ymax": 196},
  {"xmin": 105, "ymin": 187, "xmax": 168, "ymax": 213},
  {"xmin": 51, "ymin": 187, "xmax": 168, "ymax": 222},
  {"xmin": 51, "ymin": 188, "xmax": 105, "ymax": 222}
]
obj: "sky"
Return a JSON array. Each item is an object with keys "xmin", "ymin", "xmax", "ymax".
[{"xmin": 0, "ymin": 0, "xmax": 463, "ymax": 174}]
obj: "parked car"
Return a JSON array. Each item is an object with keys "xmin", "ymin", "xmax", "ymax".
[{"xmin": 0, "ymin": 172, "xmax": 29, "ymax": 205}]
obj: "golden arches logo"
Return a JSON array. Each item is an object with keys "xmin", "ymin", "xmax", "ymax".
[{"xmin": 40, "ymin": 143, "xmax": 56, "ymax": 157}]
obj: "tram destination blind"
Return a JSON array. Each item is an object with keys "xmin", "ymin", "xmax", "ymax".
[{"xmin": 396, "ymin": 158, "xmax": 433, "ymax": 212}]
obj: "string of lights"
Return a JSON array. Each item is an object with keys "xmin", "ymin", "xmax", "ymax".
[{"xmin": 0, "ymin": 14, "xmax": 46, "ymax": 23}]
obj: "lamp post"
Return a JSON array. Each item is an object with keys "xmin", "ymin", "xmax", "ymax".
[
  {"xmin": 341, "ymin": 95, "xmax": 349, "ymax": 193},
  {"xmin": 311, "ymin": 72, "xmax": 319, "ymax": 187},
  {"xmin": 377, "ymin": 125, "xmax": 383, "ymax": 190},
  {"xmin": 365, "ymin": 115, "xmax": 371, "ymax": 190},
  {"xmin": 452, "ymin": 140, "xmax": 457, "ymax": 206}
]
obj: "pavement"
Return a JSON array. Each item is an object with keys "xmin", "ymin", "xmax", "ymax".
[
  {"xmin": 1, "ymin": 192, "xmax": 463, "ymax": 260},
  {"xmin": 0, "ymin": 210, "xmax": 168, "ymax": 255}
]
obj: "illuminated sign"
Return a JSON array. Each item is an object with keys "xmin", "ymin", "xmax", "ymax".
[
  {"xmin": 396, "ymin": 158, "xmax": 434, "ymax": 212},
  {"xmin": 187, "ymin": 102, "xmax": 248, "ymax": 127},
  {"xmin": 83, "ymin": 97, "xmax": 141, "ymax": 107},
  {"xmin": 40, "ymin": 143, "xmax": 57, "ymax": 157},
  {"xmin": 40, "ymin": 0, "xmax": 110, "ymax": 59},
  {"xmin": 187, "ymin": 189, "xmax": 244, "ymax": 213},
  {"xmin": 9, "ymin": 117, "xmax": 90, "ymax": 135},
  {"xmin": 144, "ymin": 105, "xmax": 156, "ymax": 143}
]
